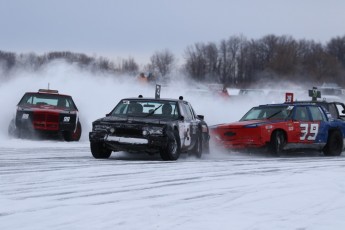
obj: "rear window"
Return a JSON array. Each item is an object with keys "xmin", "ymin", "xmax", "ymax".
[{"xmin": 19, "ymin": 93, "xmax": 76, "ymax": 110}]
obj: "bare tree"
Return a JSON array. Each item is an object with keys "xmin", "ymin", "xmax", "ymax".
[
  {"xmin": 121, "ymin": 57, "xmax": 139, "ymax": 74},
  {"xmin": 327, "ymin": 36, "xmax": 345, "ymax": 68},
  {"xmin": 184, "ymin": 42, "xmax": 219, "ymax": 81},
  {"xmin": 149, "ymin": 49, "xmax": 175, "ymax": 77},
  {"xmin": 218, "ymin": 35, "xmax": 245, "ymax": 85}
]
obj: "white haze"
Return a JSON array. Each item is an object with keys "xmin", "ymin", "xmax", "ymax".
[
  {"xmin": 0, "ymin": 62, "xmax": 252, "ymax": 142},
  {"xmin": 0, "ymin": 61, "xmax": 312, "ymax": 143}
]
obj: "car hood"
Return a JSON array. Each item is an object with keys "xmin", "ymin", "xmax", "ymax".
[
  {"xmin": 94, "ymin": 115, "xmax": 173, "ymax": 125},
  {"xmin": 211, "ymin": 119, "xmax": 274, "ymax": 129}
]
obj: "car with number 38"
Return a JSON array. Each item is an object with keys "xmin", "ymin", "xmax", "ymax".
[
  {"xmin": 89, "ymin": 96, "xmax": 210, "ymax": 161},
  {"xmin": 210, "ymin": 102, "xmax": 345, "ymax": 156}
]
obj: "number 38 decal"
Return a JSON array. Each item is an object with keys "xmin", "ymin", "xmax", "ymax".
[{"xmin": 300, "ymin": 123, "xmax": 319, "ymax": 141}]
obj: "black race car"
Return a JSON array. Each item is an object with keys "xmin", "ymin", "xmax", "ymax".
[
  {"xmin": 89, "ymin": 96, "xmax": 210, "ymax": 161},
  {"xmin": 8, "ymin": 89, "xmax": 82, "ymax": 141}
]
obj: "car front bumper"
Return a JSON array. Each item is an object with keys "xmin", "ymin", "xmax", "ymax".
[{"xmin": 89, "ymin": 131, "xmax": 168, "ymax": 153}]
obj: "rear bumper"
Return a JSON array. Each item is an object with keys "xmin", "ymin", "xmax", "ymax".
[
  {"xmin": 17, "ymin": 120, "xmax": 76, "ymax": 132},
  {"xmin": 15, "ymin": 111, "xmax": 77, "ymax": 132}
]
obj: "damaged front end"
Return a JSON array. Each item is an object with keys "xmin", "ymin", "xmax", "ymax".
[{"xmin": 89, "ymin": 121, "xmax": 168, "ymax": 153}]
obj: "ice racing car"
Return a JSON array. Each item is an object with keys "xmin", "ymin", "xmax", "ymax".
[
  {"xmin": 89, "ymin": 95, "xmax": 210, "ymax": 161},
  {"xmin": 210, "ymin": 101, "xmax": 345, "ymax": 156},
  {"xmin": 8, "ymin": 89, "xmax": 82, "ymax": 141}
]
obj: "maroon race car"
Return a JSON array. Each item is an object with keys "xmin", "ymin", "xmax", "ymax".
[{"xmin": 8, "ymin": 89, "xmax": 82, "ymax": 141}]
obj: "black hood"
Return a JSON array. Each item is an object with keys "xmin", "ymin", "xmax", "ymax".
[{"xmin": 94, "ymin": 115, "xmax": 173, "ymax": 125}]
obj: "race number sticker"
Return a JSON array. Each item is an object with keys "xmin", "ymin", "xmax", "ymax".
[
  {"xmin": 22, "ymin": 113, "xmax": 29, "ymax": 119},
  {"xmin": 300, "ymin": 123, "xmax": 319, "ymax": 141},
  {"xmin": 179, "ymin": 123, "xmax": 191, "ymax": 146}
]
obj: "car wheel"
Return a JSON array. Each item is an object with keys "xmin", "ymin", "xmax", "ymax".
[
  {"xmin": 160, "ymin": 131, "xmax": 181, "ymax": 161},
  {"xmin": 192, "ymin": 134, "xmax": 203, "ymax": 158},
  {"xmin": 90, "ymin": 142, "xmax": 112, "ymax": 159},
  {"xmin": 269, "ymin": 130, "xmax": 285, "ymax": 156},
  {"xmin": 63, "ymin": 121, "xmax": 82, "ymax": 142},
  {"xmin": 323, "ymin": 130, "xmax": 343, "ymax": 156},
  {"xmin": 203, "ymin": 134, "xmax": 210, "ymax": 154}
]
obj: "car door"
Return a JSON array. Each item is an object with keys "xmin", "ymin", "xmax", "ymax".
[
  {"xmin": 335, "ymin": 102, "xmax": 345, "ymax": 120},
  {"xmin": 179, "ymin": 102, "xmax": 195, "ymax": 148},
  {"xmin": 292, "ymin": 105, "xmax": 327, "ymax": 145},
  {"xmin": 307, "ymin": 106, "xmax": 328, "ymax": 144}
]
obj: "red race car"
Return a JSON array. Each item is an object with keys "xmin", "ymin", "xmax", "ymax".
[
  {"xmin": 210, "ymin": 101, "xmax": 345, "ymax": 156},
  {"xmin": 8, "ymin": 89, "xmax": 82, "ymax": 141}
]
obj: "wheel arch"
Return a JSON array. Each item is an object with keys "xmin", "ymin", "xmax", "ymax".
[{"xmin": 270, "ymin": 128, "xmax": 287, "ymax": 143}]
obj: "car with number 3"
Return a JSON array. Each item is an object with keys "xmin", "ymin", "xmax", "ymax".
[
  {"xmin": 89, "ymin": 96, "xmax": 210, "ymax": 161},
  {"xmin": 210, "ymin": 102, "xmax": 345, "ymax": 156},
  {"xmin": 8, "ymin": 89, "xmax": 82, "ymax": 141}
]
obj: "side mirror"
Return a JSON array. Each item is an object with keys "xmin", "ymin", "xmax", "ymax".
[
  {"xmin": 106, "ymin": 113, "xmax": 110, "ymax": 117},
  {"xmin": 197, "ymin": 115, "xmax": 204, "ymax": 120},
  {"xmin": 179, "ymin": 115, "xmax": 185, "ymax": 121}
]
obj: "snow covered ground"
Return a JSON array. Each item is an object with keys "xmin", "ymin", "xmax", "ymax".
[
  {"xmin": 1, "ymin": 63, "xmax": 345, "ymax": 229},
  {"xmin": 1, "ymin": 139, "xmax": 345, "ymax": 230}
]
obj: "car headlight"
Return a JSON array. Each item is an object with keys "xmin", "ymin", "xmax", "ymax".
[{"xmin": 244, "ymin": 124, "xmax": 260, "ymax": 128}]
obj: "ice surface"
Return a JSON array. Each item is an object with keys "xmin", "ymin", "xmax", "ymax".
[{"xmin": 1, "ymin": 140, "xmax": 345, "ymax": 230}]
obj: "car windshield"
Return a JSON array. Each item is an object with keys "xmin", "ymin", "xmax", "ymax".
[
  {"xmin": 110, "ymin": 99, "xmax": 179, "ymax": 119},
  {"xmin": 240, "ymin": 105, "xmax": 293, "ymax": 121},
  {"xmin": 19, "ymin": 93, "xmax": 76, "ymax": 110}
]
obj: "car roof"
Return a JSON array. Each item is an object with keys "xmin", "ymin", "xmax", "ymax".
[
  {"xmin": 257, "ymin": 102, "xmax": 322, "ymax": 107},
  {"xmin": 121, "ymin": 97, "xmax": 187, "ymax": 103},
  {"xmin": 290, "ymin": 100, "xmax": 343, "ymax": 104},
  {"xmin": 25, "ymin": 90, "xmax": 72, "ymax": 97}
]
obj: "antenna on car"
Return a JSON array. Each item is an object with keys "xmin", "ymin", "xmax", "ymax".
[
  {"xmin": 308, "ymin": 87, "xmax": 321, "ymax": 101},
  {"xmin": 48, "ymin": 83, "xmax": 50, "ymax": 90},
  {"xmin": 155, "ymin": 84, "xmax": 161, "ymax": 99}
]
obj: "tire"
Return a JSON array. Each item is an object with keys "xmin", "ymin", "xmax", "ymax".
[
  {"xmin": 63, "ymin": 121, "xmax": 82, "ymax": 142},
  {"xmin": 323, "ymin": 130, "xmax": 343, "ymax": 156},
  {"xmin": 203, "ymin": 134, "xmax": 210, "ymax": 154},
  {"xmin": 90, "ymin": 142, "xmax": 112, "ymax": 159},
  {"xmin": 192, "ymin": 134, "xmax": 203, "ymax": 158},
  {"xmin": 269, "ymin": 130, "xmax": 285, "ymax": 156},
  {"xmin": 160, "ymin": 131, "xmax": 181, "ymax": 161}
]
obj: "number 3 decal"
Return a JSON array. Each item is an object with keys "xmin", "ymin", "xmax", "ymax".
[{"xmin": 300, "ymin": 123, "xmax": 319, "ymax": 141}]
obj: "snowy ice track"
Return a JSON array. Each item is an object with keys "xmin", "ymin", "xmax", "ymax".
[{"xmin": 1, "ymin": 142, "xmax": 345, "ymax": 230}]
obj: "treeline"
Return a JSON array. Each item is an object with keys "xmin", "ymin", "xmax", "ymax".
[
  {"xmin": 184, "ymin": 34, "xmax": 345, "ymax": 87},
  {"xmin": 0, "ymin": 51, "xmax": 131, "ymax": 75},
  {"xmin": 1, "ymin": 34, "xmax": 345, "ymax": 86},
  {"xmin": 0, "ymin": 50, "xmax": 175, "ymax": 78}
]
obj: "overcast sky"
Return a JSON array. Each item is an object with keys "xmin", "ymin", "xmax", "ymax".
[{"xmin": 1, "ymin": 0, "xmax": 344, "ymax": 64}]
